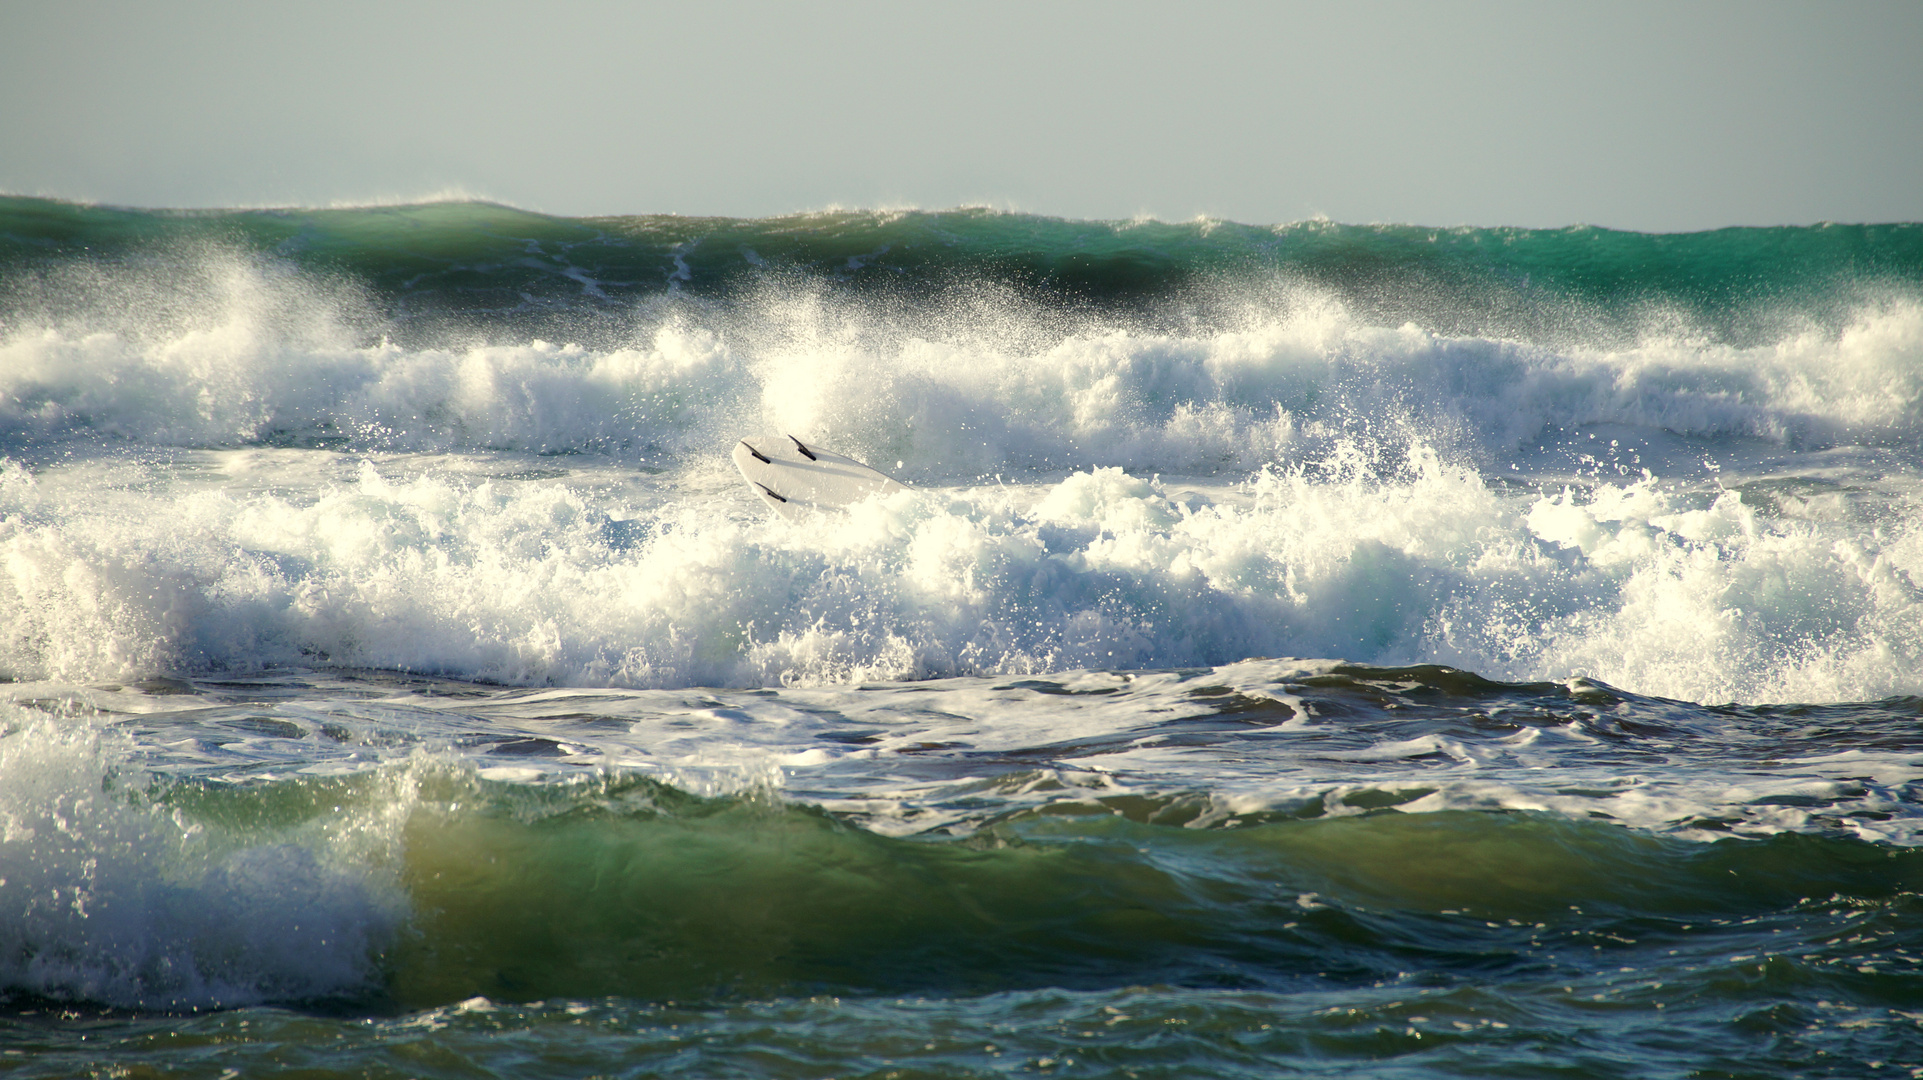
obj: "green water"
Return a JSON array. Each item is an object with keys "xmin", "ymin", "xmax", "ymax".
[
  {"xmin": 8, "ymin": 759, "xmax": 1921, "ymax": 1077},
  {"xmin": 6, "ymin": 196, "xmax": 1920, "ymax": 343},
  {"xmin": 5, "ymin": 196, "xmax": 1923, "ymax": 1076}
]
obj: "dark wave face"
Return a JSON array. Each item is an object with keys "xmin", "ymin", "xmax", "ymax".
[
  {"xmin": 4, "ymin": 666, "xmax": 1922, "ymax": 1077},
  {"xmin": 2, "ymin": 196, "xmax": 1922, "ymax": 1078},
  {"xmin": 6, "ymin": 196, "xmax": 1921, "ymax": 342}
]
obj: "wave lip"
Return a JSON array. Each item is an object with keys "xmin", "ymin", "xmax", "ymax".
[{"xmin": 6, "ymin": 195, "xmax": 1922, "ymax": 333}]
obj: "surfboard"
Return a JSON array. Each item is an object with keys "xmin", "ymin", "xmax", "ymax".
[{"xmin": 732, "ymin": 434, "xmax": 908, "ymax": 520}]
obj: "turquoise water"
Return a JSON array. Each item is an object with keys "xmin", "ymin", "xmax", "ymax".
[
  {"xmin": 7, "ymin": 196, "xmax": 1919, "ymax": 342},
  {"xmin": 5, "ymin": 668, "xmax": 1921, "ymax": 1077},
  {"xmin": 2, "ymin": 197, "xmax": 1922, "ymax": 1077}
]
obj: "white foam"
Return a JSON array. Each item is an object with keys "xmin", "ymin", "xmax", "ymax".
[
  {"xmin": 3, "ymin": 255, "xmax": 1921, "ymax": 704},
  {"xmin": 1, "ymin": 431, "xmax": 1919, "ymax": 705},
  {"xmin": 4, "ymin": 255, "xmax": 1920, "ymax": 473},
  {"xmin": 0, "ymin": 708, "xmax": 404, "ymax": 1008},
  {"xmin": 1500, "ymin": 476, "xmax": 1923, "ymax": 702}
]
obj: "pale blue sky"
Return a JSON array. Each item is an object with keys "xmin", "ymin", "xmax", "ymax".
[{"xmin": 3, "ymin": 0, "xmax": 1919, "ymax": 230}]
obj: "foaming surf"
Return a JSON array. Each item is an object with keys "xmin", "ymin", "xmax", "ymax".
[{"xmin": 4, "ymin": 200, "xmax": 1922, "ymax": 1077}]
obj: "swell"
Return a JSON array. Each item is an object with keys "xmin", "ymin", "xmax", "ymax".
[
  {"xmin": 5, "ymin": 196, "xmax": 1920, "ymax": 344},
  {"xmin": 4, "ymin": 733, "xmax": 1918, "ymax": 1012},
  {"xmin": 393, "ymin": 797, "xmax": 1923, "ymax": 1008}
]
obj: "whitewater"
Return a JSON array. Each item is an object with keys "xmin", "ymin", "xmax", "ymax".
[{"xmin": 2, "ymin": 198, "xmax": 1920, "ymax": 1078}]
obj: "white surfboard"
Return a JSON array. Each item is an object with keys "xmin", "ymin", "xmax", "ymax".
[{"xmin": 732, "ymin": 434, "xmax": 907, "ymax": 520}]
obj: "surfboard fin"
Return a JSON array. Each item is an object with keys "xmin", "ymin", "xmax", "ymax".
[
  {"xmin": 754, "ymin": 482, "xmax": 789, "ymax": 503},
  {"xmin": 788, "ymin": 435, "xmax": 818, "ymax": 461},
  {"xmin": 740, "ymin": 440, "xmax": 771, "ymax": 464}
]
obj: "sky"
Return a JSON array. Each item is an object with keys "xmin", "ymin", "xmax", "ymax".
[{"xmin": 2, "ymin": 0, "xmax": 1920, "ymax": 231}]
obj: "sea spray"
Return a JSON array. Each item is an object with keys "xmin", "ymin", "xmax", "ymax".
[
  {"xmin": 0, "ymin": 708, "xmax": 405, "ymax": 1008},
  {"xmin": 4, "ymin": 197, "xmax": 1923, "ymax": 1078}
]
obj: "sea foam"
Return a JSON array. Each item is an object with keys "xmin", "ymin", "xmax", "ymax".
[
  {"xmin": 1, "ymin": 439, "xmax": 1918, "ymax": 704},
  {"xmin": 3, "ymin": 254, "xmax": 1920, "ymax": 468},
  {"xmin": 0, "ymin": 709, "xmax": 402, "ymax": 1008},
  {"xmin": 2, "ymin": 254, "xmax": 1921, "ymax": 702}
]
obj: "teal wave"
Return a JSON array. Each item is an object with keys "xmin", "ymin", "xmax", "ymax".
[
  {"xmin": 5, "ymin": 196, "xmax": 1919, "ymax": 342},
  {"xmin": 8, "ymin": 766, "xmax": 1923, "ymax": 1074},
  {"xmin": 127, "ymin": 770, "xmax": 1923, "ymax": 1010}
]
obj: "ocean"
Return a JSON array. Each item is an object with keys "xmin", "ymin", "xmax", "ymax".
[{"xmin": 1, "ymin": 196, "xmax": 1921, "ymax": 1077}]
